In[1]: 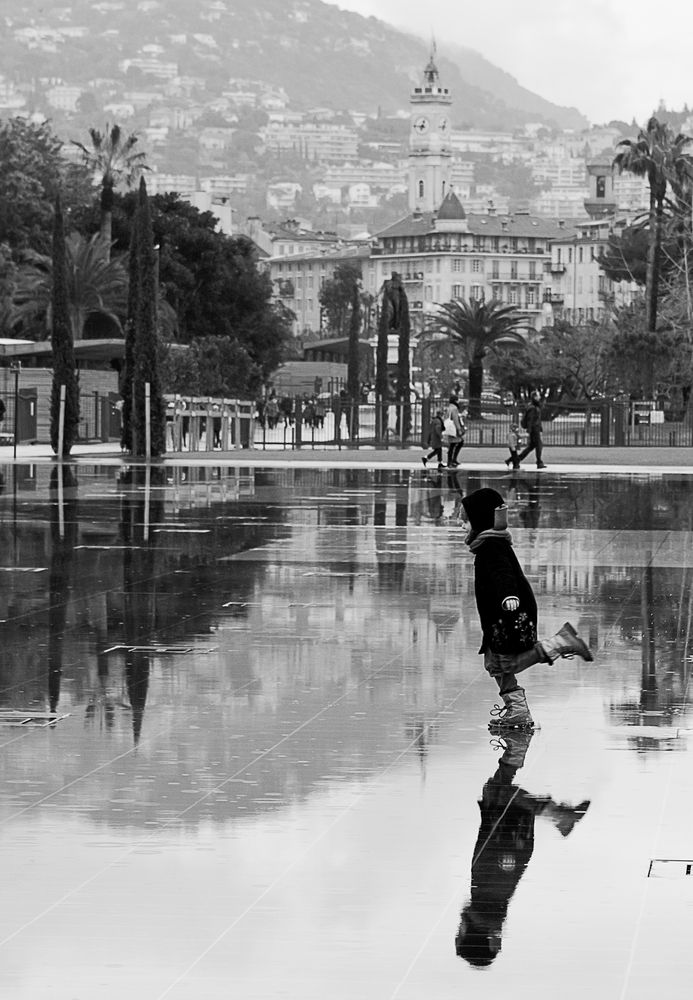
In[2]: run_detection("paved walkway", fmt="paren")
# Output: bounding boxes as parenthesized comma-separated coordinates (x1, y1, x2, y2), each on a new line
(2, 441, 693, 474)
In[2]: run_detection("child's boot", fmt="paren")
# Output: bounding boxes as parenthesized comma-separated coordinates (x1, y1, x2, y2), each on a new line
(488, 687, 534, 730)
(542, 799, 591, 837)
(540, 622, 593, 663)
(490, 729, 534, 769)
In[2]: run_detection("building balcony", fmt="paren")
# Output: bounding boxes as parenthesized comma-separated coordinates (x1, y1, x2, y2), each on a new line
(543, 293, 564, 305)
(546, 262, 566, 274)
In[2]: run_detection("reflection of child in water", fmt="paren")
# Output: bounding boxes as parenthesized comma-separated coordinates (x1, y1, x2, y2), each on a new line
(456, 732, 590, 967)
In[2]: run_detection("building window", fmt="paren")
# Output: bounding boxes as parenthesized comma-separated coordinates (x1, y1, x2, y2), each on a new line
(508, 288, 518, 304)
(471, 284, 482, 300)
(452, 258, 465, 272)
(491, 261, 499, 279)
(425, 285, 432, 300)
(452, 283, 462, 298)
(556, 249, 562, 264)
(528, 261, 536, 280)
(578, 246, 583, 263)
(568, 248, 573, 263)
(526, 288, 535, 305)
(510, 261, 518, 279)
(418, 179, 425, 199)
(425, 259, 433, 273)
(596, 176, 606, 198)
(471, 258, 483, 273)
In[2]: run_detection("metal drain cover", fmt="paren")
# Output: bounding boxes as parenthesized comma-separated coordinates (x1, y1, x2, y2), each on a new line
(648, 859, 693, 878)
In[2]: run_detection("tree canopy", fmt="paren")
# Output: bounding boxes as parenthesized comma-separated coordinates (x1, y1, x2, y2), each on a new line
(0, 118, 91, 255)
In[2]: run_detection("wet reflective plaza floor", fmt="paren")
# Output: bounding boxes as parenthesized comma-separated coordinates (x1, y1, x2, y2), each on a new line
(1, 461, 692, 998)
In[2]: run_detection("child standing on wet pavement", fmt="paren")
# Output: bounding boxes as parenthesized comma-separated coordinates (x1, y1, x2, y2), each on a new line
(460, 487, 593, 730)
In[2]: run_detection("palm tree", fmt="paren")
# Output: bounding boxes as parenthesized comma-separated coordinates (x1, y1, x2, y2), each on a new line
(71, 124, 149, 259)
(428, 297, 526, 418)
(12, 232, 129, 341)
(613, 116, 693, 332)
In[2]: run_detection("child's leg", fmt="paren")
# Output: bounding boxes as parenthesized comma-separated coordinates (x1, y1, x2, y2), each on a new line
(485, 646, 546, 692)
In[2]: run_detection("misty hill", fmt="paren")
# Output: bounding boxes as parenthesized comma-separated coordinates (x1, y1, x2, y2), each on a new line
(0, 0, 587, 131)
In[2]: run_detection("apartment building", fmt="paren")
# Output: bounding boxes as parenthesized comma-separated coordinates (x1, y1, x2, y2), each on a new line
(268, 246, 370, 337)
(544, 218, 640, 324)
(261, 121, 359, 162)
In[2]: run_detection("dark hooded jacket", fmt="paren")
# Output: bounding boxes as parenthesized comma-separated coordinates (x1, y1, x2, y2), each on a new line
(462, 488, 538, 653)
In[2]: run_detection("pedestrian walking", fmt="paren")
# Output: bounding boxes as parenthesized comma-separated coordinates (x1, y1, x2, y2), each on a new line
(517, 391, 546, 469)
(422, 408, 445, 469)
(444, 396, 465, 468)
(505, 422, 522, 469)
(460, 487, 593, 730)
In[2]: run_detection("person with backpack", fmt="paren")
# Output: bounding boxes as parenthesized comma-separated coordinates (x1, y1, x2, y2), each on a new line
(517, 391, 546, 469)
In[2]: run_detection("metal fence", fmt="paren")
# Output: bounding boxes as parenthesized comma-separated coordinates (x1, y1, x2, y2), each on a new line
(250, 397, 693, 451)
(3, 389, 691, 451)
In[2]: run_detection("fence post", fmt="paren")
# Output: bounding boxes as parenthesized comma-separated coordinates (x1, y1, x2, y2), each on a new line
(600, 403, 611, 446)
(294, 396, 302, 450)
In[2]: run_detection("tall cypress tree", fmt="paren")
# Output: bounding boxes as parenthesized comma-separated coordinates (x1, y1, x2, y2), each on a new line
(121, 213, 139, 452)
(50, 196, 80, 456)
(132, 177, 165, 457)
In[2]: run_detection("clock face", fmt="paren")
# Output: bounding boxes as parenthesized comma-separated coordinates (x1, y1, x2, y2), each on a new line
(439, 117, 449, 132)
(413, 116, 429, 134)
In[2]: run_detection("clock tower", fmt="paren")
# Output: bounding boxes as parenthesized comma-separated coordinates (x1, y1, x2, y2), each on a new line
(408, 48, 453, 213)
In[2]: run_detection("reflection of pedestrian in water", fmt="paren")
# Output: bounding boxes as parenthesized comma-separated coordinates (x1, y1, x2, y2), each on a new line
(424, 469, 444, 523)
(460, 487, 593, 730)
(456, 732, 590, 967)
(507, 472, 542, 529)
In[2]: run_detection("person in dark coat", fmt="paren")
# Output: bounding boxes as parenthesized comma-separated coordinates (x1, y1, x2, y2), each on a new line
(461, 487, 593, 729)
(422, 408, 445, 469)
(517, 390, 546, 468)
(456, 731, 590, 967)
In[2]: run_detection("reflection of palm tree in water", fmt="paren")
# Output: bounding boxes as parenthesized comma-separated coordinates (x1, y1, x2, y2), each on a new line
(456, 733, 590, 967)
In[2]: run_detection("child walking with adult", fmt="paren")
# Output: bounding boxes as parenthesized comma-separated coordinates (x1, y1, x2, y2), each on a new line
(505, 421, 521, 469)
(422, 408, 445, 469)
(460, 487, 593, 730)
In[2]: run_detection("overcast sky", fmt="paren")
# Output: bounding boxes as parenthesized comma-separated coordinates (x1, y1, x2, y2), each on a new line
(324, 0, 693, 125)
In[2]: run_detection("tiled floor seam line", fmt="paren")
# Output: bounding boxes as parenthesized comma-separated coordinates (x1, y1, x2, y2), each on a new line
(153, 667, 491, 1000)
